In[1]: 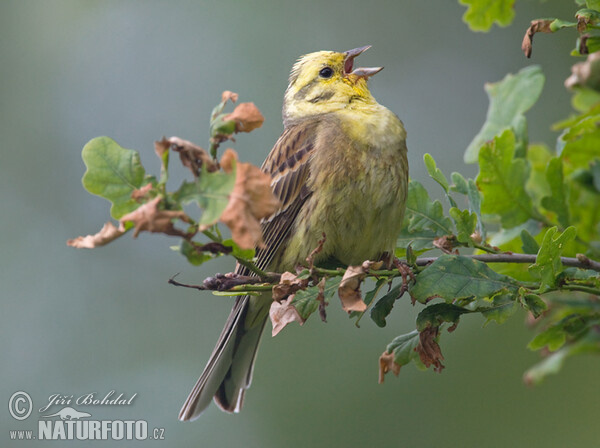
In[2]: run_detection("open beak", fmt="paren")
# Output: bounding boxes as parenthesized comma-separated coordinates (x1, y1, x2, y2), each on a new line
(343, 45, 383, 79)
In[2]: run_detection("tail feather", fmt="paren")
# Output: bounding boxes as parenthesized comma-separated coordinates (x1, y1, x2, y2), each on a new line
(179, 294, 270, 421)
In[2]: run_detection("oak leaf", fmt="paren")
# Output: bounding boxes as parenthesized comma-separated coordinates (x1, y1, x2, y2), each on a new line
(224, 102, 264, 133)
(269, 296, 304, 337)
(67, 221, 125, 249)
(219, 149, 280, 249)
(416, 327, 445, 373)
(221, 90, 239, 103)
(157, 136, 218, 176)
(378, 351, 401, 384)
(521, 19, 552, 58)
(272, 272, 309, 301)
(131, 183, 153, 201)
(119, 196, 191, 238)
(338, 261, 384, 313)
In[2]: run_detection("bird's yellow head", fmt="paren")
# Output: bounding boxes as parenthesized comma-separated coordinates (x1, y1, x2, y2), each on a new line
(283, 46, 383, 125)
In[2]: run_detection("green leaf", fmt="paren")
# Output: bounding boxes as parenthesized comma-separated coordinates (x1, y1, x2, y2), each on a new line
(529, 226, 577, 290)
(370, 283, 403, 327)
(449, 208, 477, 243)
(528, 323, 567, 352)
(560, 129, 600, 174)
(364, 278, 388, 306)
(416, 303, 469, 331)
(521, 229, 540, 254)
(174, 164, 236, 227)
(520, 292, 547, 318)
(587, 0, 600, 10)
(179, 240, 216, 266)
(409, 254, 520, 305)
(549, 18, 577, 32)
(571, 88, 600, 113)
(81, 137, 147, 219)
(524, 327, 600, 385)
(592, 159, 600, 192)
(450, 172, 469, 195)
(541, 158, 570, 228)
(480, 293, 519, 326)
(477, 130, 535, 228)
(397, 181, 454, 253)
(292, 277, 341, 320)
(386, 330, 422, 369)
(557, 267, 600, 286)
(212, 290, 260, 296)
(459, 0, 516, 32)
(525, 144, 553, 207)
(424, 154, 450, 193)
(222, 238, 255, 260)
(523, 348, 569, 386)
(465, 66, 544, 163)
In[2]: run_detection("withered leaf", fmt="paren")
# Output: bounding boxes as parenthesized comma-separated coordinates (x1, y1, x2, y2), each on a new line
(565, 52, 600, 91)
(522, 19, 553, 58)
(272, 271, 309, 301)
(224, 102, 265, 133)
(378, 351, 401, 384)
(119, 196, 192, 238)
(221, 90, 239, 104)
(162, 136, 218, 176)
(219, 149, 280, 249)
(317, 277, 328, 322)
(433, 235, 458, 254)
(338, 261, 383, 313)
(269, 296, 304, 337)
(131, 183, 153, 201)
(67, 221, 125, 249)
(416, 327, 445, 373)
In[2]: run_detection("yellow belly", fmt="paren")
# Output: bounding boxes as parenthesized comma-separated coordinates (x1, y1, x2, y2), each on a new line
(277, 106, 408, 269)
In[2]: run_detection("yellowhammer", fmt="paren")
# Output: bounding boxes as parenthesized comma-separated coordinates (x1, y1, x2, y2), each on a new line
(179, 46, 408, 421)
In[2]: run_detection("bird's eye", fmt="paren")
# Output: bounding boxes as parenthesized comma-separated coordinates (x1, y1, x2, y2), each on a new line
(319, 67, 334, 78)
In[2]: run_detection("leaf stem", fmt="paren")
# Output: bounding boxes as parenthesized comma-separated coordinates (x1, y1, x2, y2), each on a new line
(235, 256, 271, 280)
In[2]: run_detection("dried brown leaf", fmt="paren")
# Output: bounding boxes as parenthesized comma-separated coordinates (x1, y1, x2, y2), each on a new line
(219, 150, 280, 249)
(154, 137, 170, 158)
(131, 183, 153, 201)
(338, 260, 384, 313)
(221, 90, 239, 104)
(67, 221, 125, 249)
(306, 232, 327, 269)
(416, 327, 445, 373)
(565, 52, 600, 90)
(317, 277, 328, 322)
(522, 19, 553, 58)
(224, 102, 265, 133)
(433, 235, 458, 254)
(160, 136, 217, 176)
(269, 296, 305, 337)
(272, 271, 309, 301)
(339, 265, 367, 312)
(119, 196, 192, 238)
(378, 351, 401, 384)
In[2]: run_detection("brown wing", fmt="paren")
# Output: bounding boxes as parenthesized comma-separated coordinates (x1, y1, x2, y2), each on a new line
(235, 119, 318, 275)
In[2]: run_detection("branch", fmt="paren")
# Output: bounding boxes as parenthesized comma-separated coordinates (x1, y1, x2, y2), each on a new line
(170, 252, 600, 295)
(415, 253, 600, 272)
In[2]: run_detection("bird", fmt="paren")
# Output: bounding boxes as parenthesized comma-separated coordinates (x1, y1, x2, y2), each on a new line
(179, 45, 408, 421)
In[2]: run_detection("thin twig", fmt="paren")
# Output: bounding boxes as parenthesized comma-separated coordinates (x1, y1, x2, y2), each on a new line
(415, 253, 600, 271)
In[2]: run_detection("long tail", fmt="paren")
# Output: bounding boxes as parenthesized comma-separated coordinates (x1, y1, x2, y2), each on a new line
(179, 294, 270, 421)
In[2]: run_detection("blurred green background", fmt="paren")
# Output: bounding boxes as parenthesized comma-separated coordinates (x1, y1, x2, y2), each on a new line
(2, 1, 599, 447)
